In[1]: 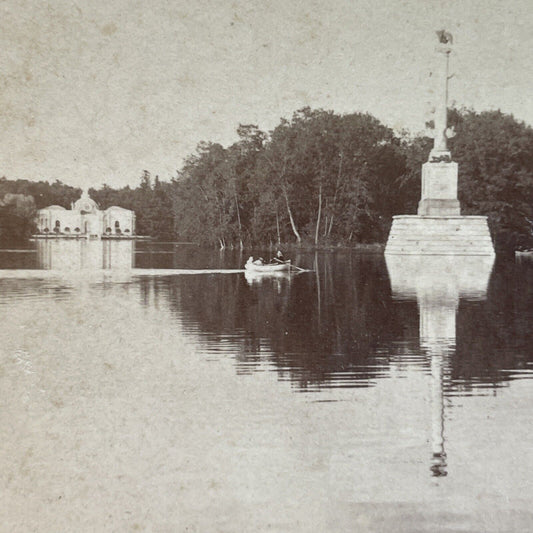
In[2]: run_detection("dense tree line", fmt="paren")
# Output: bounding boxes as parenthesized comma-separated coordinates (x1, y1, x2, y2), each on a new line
(1, 107, 532, 249)
(173, 109, 408, 247)
(171, 107, 533, 250)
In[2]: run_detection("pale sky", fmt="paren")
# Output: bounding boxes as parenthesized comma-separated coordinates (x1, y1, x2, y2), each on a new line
(1, 0, 531, 188)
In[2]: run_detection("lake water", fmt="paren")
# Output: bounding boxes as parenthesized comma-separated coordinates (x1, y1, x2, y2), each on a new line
(1, 240, 533, 532)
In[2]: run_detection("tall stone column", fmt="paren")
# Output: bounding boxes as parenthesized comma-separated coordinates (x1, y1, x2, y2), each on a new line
(430, 34, 452, 160)
(418, 31, 460, 216)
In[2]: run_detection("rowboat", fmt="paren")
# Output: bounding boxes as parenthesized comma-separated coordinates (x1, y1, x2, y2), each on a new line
(244, 259, 292, 272)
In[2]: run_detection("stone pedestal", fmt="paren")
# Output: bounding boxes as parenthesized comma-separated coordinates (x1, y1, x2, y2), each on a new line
(418, 161, 460, 216)
(385, 215, 495, 256)
(385, 159, 495, 256)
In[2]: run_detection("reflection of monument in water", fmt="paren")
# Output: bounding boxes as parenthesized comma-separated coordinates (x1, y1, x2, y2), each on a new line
(386, 255, 493, 476)
(385, 31, 494, 256)
(36, 239, 134, 270)
(385, 31, 496, 476)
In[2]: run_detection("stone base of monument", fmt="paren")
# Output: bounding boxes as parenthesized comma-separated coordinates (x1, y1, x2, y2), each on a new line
(418, 199, 461, 216)
(417, 161, 461, 215)
(385, 215, 495, 256)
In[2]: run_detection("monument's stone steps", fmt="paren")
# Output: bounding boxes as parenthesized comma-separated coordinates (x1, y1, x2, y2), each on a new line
(385, 215, 495, 256)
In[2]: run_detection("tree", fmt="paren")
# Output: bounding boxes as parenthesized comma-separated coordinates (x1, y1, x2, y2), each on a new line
(448, 109, 533, 250)
(172, 143, 234, 247)
(259, 118, 304, 243)
(256, 108, 405, 244)
(0, 193, 36, 242)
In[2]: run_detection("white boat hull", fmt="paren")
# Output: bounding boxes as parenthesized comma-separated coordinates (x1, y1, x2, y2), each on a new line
(244, 260, 291, 272)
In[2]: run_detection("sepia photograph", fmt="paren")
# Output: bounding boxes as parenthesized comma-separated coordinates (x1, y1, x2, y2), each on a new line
(1, 0, 533, 531)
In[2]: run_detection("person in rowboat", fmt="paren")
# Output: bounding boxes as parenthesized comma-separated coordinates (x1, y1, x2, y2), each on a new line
(271, 250, 285, 263)
(246, 256, 267, 266)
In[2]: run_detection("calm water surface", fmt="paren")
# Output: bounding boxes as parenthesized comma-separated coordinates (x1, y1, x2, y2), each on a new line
(1, 240, 533, 532)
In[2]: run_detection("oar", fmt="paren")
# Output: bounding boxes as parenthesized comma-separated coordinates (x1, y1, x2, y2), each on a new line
(289, 264, 307, 272)
(272, 257, 307, 272)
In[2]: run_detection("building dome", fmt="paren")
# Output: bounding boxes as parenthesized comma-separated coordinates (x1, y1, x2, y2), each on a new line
(72, 189, 99, 214)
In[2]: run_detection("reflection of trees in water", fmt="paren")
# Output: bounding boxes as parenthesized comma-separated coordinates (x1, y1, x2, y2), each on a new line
(453, 259, 533, 391)
(275, 255, 413, 389)
(134, 244, 244, 271)
(158, 255, 414, 390)
(137, 254, 533, 391)
(0, 279, 74, 303)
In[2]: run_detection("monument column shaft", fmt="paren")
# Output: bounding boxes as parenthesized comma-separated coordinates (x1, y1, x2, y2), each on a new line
(418, 41, 459, 216)
(433, 50, 450, 155)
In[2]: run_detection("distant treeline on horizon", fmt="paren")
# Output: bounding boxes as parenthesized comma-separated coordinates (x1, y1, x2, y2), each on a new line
(1, 107, 533, 250)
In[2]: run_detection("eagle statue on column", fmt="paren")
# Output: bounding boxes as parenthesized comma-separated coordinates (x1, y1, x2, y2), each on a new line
(436, 30, 453, 44)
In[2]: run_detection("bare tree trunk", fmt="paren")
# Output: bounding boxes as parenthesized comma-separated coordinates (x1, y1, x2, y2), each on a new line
(263, 151, 301, 242)
(315, 182, 322, 245)
(283, 186, 301, 243)
(327, 214, 334, 237)
(276, 208, 281, 246)
(326, 152, 344, 239)
(234, 186, 243, 249)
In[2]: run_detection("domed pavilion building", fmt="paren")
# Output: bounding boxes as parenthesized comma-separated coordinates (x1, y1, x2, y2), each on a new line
(36, 189, 136, 238)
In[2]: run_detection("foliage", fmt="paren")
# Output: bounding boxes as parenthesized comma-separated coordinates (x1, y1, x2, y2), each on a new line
(1, 108, 532, 249)
(448, 109, 533, 250)
(172, 109, 406, 247)
(90, 172, 174, 240)
(0, 177, 81, 209)
(0, 193, 37, 242)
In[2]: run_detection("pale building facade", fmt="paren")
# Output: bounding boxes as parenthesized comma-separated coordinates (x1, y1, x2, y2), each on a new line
(36, 190, 136, 237)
